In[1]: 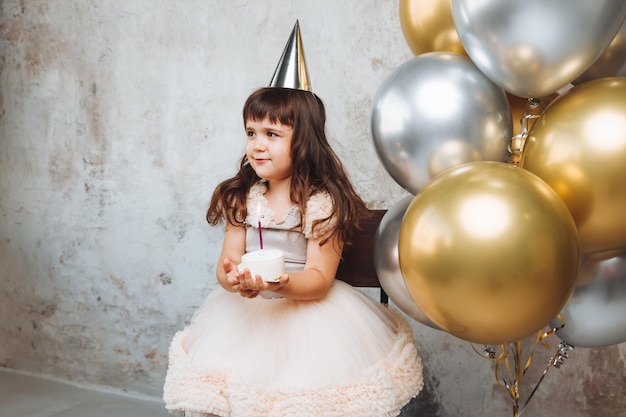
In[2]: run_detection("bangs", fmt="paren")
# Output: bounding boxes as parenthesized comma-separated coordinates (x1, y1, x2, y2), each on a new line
(243, 88, 297, 126)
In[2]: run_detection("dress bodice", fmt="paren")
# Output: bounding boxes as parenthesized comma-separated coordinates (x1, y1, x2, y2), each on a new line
(244, 182, 335, 273)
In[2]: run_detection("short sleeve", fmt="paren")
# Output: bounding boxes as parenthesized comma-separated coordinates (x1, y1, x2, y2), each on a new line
(303, 191, 337, 239)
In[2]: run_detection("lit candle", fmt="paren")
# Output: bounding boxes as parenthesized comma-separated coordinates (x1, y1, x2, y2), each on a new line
(257, 202, 264, 250)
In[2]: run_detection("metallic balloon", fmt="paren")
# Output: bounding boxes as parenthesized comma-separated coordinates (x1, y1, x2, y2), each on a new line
(374, 195, 440, 330)
(553, 251, 626, 348)
(398, 161, 580, 345)
(521, 78, 626, 255)
(399, 0, 466, 56)
(451, 0, 626, 98)
(371, 52, 512, 195)
(573, 18, 626, 84)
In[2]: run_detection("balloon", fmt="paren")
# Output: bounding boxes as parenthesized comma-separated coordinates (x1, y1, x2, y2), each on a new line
(374, 195, 440, 330)
(371, 52, 512, 195)
(451, 0, 626, 98)
(521, 78, 626, 254)
(398, 161, 580, 345)
(573, 18, 626, 84)
(399, 0, 466, 56)
(553, 251, 626, 348)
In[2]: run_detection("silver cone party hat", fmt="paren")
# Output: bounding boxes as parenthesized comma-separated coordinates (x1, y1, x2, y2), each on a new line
(269, 20, 311, 91)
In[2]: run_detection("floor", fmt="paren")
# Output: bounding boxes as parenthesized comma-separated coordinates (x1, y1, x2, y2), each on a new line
(0, 368, 434, 417)
(0, 369, 171, 417)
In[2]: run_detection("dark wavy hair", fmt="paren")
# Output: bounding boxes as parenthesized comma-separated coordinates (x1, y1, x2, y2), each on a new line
(206, 87, 368, 246)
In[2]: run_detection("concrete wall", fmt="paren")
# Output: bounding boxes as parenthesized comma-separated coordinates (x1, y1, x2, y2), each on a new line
(0, 1, 624, 416)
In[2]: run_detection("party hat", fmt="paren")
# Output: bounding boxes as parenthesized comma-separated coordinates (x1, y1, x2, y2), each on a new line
(269, 20, 311, 91)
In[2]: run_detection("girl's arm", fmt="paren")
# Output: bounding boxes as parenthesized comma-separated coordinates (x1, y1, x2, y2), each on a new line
(278, 233, 342, 300)
(239, 231, 343, 300)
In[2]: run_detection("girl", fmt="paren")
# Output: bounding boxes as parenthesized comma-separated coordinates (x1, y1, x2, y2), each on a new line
(163, 87, 423, 417)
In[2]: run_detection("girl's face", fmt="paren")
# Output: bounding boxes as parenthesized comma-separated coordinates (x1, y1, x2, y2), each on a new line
(245, 117, 294, 182)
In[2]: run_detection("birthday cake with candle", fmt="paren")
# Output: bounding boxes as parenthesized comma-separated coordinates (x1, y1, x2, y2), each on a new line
(240, 249, 285, 282)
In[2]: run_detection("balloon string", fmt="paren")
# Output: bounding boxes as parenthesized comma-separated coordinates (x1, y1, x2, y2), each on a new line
(519, 341, 574, 415)
(471, 342, 523, 409)
(507, 98, 546, 166)
(471, 315, 573, 416)
(519, 316, 573, 415)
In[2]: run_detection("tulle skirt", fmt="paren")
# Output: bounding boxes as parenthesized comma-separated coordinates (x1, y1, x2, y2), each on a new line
(163, 280, 423, 417)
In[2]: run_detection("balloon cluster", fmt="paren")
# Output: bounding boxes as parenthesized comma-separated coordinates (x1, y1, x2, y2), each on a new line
(372, 0, 626, 350)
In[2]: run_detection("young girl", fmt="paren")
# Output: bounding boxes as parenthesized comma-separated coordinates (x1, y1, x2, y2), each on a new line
(163, 87, 423, 417)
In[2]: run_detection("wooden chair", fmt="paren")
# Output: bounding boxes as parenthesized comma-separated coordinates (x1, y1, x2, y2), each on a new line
(336, 209, 388, 304)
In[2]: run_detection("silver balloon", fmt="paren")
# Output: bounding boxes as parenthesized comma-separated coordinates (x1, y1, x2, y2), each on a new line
(573, 17, 626, 84)
(374, 195, 440, 330)
(553, 251, 626, 348)
(371, 52, 511, 195)
(451, 0, 626, 98)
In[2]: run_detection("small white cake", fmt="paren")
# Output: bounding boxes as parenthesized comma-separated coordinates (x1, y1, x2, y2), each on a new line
(239, 249, 285, 282)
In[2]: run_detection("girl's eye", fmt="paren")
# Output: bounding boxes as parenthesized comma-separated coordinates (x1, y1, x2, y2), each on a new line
(246, 131, 255, 137)
(267, 132, 277, 137)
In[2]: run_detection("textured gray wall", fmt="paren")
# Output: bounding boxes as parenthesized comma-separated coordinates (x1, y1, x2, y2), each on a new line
(0, 1, 624, 416)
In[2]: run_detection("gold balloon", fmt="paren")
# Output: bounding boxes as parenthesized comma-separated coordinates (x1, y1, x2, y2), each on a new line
(398, 162, 579, 345)
(399, 0, 467, 56)
(522, 77, 626, 254)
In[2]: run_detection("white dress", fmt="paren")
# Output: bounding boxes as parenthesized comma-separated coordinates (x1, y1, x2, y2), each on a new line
(163, 183, 423, 417)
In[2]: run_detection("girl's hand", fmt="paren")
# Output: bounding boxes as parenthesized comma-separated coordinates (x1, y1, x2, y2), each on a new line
(238, 269, 289, 294)
(221, 258, 259, 298)
(222, 258, 241, 290)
